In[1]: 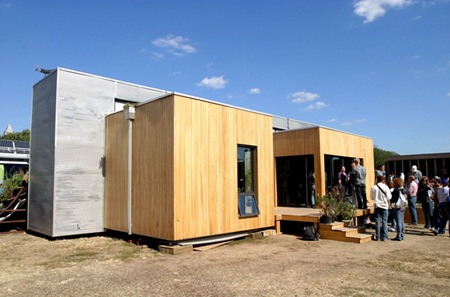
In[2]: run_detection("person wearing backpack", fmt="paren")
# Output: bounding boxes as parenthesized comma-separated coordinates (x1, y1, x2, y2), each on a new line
(390, 178, 407, 241)
(370, 175, 392, 241)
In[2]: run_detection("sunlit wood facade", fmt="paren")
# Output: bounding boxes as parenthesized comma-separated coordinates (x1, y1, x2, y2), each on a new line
(273, 127, 374, 205)
(105, 94, 275, 241)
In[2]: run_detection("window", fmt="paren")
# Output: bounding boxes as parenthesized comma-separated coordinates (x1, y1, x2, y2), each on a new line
(237, 145, 259, 217)
(238, 194, 259, 217)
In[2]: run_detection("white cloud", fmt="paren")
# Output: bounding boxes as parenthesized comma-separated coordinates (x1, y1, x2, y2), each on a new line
(197, 76, 227, 89)
(152, 52, 164, 59)
(290, 91, 320, 103)
(305, 101, 328, 111)
(152, 35, 197, 56)
(248, 88, 260, 94)
(447, 91, 450, 97)
(138, 48, 148, 54)
(354, 0, 413, 23)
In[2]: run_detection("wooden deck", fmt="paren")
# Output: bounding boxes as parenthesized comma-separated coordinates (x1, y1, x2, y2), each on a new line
(274, 206, 375, 244)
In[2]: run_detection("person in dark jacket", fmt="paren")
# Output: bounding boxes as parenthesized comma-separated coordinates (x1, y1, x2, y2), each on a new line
(417, 176, 434, 230)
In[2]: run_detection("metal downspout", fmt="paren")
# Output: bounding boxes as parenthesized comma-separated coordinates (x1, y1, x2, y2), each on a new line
(127, 119, 133, 235)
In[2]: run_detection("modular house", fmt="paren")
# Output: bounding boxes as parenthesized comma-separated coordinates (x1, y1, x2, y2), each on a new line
(29, 68, 374, 241)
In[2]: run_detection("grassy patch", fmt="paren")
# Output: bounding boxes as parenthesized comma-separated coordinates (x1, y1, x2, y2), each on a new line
(366, 247, 450, 279)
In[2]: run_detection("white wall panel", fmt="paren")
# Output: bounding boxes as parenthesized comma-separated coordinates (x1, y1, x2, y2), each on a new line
(30, 68, 168, 237)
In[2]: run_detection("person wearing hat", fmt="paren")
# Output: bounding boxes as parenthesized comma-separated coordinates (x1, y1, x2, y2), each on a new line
(351, 158, 367, 209)
(409, 165, 422, 185)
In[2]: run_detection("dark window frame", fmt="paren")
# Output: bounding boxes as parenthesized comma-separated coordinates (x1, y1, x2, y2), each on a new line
(237, 145, 259, 217)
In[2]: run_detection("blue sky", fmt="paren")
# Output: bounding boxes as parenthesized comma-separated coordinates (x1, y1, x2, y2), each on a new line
(1, 0, 449, 155)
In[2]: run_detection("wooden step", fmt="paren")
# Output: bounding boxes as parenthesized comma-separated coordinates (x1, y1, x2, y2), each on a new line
(318, 222, 344, 231)
(319, 227, 361, 238)
(319, 223, 370, 244)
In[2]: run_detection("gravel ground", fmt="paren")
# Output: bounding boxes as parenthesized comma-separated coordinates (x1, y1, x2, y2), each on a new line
(0, 224, 449, 297)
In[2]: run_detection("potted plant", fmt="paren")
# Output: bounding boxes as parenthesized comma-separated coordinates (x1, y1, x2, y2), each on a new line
(315, 192, 339, 224)
(336, 200, 357, 227)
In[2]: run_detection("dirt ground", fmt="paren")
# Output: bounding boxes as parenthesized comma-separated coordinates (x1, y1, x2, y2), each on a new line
(0, 224, 449, 297)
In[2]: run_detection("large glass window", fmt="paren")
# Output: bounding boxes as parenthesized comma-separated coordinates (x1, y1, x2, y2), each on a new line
(276, 155, 314, 207)
(238, 146, 255, 193)
(237, 145, 259, 217)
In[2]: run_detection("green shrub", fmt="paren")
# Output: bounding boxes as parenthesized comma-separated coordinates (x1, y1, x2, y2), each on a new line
(0, 173, 24, 202)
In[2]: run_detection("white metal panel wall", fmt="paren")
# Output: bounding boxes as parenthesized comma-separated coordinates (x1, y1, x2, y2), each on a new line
(29, 73, 57, 236)
(50, 69, 168, 237)
(52, 70, 114, 236)
(29, 68, 168, 237)
(116, 81, 168, 102)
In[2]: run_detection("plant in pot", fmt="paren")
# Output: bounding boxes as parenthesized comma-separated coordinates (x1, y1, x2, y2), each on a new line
(336, 200, 357, 227)
(315, 192, 339, 224)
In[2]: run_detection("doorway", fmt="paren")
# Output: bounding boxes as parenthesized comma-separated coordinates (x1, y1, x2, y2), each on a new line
(276, 155, 314, 207)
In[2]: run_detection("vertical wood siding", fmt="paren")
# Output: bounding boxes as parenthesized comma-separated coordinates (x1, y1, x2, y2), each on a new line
(104, 112, 129, 231)
(105, 94, 275, 241)
(274, 127, 374, 199)
(172, 95, 274, 240)
(131, 97, 175, 240)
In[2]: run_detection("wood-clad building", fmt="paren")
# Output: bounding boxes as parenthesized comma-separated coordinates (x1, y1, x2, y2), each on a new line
(29, 68, 374, 241)
(105, 94, 275, 241)
(273, 127, 374, 208)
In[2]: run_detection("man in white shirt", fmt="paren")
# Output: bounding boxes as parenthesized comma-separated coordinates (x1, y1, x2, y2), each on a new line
(370, 175, 392, 241)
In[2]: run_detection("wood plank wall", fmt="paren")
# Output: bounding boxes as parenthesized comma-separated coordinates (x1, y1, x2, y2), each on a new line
(173, 95, 274, 240)
(274, 127, 374, 200)
(131, 97, 176, 240)
(105, 94, 276, 241)
(104, 112, 129, 231)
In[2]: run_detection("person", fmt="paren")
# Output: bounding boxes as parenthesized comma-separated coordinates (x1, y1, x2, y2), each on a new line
(308, 172, 315, 208)
(433, 179, 449, 236)
(374, 164, 385, 184)
(417, 176, 434, 230)
(397, 171, 405, 183)
(387, 179, 397, 232)
(406, 175, 418, 225)
(388, 172, 395, 182)
(337, 165, 349, 200)
(370, 175, 392, 241)
(351, 158, 367, 209)
(409, 165, 422, 185)
(430, 177, 440, 231)
(390, 178, 407, 241)
(438, 168, 448, 181)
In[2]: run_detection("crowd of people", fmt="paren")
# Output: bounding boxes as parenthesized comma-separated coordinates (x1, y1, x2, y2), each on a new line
(370, 165, 449, 241)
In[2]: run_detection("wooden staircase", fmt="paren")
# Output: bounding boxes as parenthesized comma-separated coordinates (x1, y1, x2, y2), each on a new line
(319, 222, 372, 244)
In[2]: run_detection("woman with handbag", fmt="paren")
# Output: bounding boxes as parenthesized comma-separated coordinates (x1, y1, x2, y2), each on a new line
(390, 178, 407, 241)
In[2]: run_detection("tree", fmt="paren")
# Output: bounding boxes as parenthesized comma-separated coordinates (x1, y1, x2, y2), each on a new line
(1, 129, 30, 141)
(374, 145, 398, 166)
